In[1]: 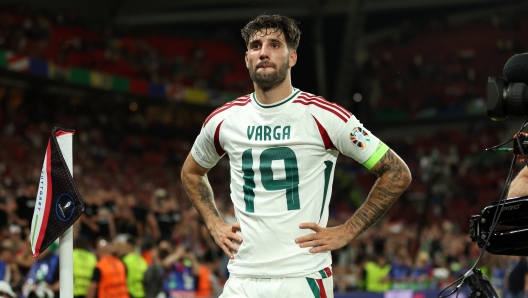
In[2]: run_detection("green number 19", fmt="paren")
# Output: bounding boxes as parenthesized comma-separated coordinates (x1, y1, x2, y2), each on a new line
(241, 147, 300, 213)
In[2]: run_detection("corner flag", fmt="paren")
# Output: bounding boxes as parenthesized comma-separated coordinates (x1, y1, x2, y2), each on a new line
(30, 127, 85, 258)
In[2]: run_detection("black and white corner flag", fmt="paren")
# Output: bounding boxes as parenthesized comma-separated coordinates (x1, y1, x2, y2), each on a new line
(30, 127, 85, 258)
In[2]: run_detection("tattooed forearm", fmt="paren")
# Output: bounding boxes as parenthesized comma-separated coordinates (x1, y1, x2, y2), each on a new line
(182, 163, 223, 229)
(373, 186, 402, 201)
(197, 181, 221, 218)
(346, 149, 412, 238)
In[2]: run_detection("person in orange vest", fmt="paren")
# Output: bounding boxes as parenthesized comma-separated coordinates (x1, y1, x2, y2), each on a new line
(195, 250, 222, 298)
(87, 238, 130, 298)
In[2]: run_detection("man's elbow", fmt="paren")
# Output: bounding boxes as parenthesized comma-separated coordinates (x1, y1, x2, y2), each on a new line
(401, 168, 412, 189)
(180, 166, 187, 184)
(388, 165, 412, 190)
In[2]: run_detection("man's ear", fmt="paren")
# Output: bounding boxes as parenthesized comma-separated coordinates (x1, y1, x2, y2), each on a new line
(289, 50, 297, 68)
(245, 51, 249, 69)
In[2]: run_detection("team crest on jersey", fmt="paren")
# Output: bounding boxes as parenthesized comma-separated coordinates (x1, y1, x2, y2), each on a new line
(350, 127, 370, 148)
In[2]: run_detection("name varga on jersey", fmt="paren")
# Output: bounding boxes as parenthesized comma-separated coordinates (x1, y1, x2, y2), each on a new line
(247, 125, 291, 141)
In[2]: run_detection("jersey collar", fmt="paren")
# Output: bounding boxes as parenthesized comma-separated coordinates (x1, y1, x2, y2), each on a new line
(251, 88, 301, 111)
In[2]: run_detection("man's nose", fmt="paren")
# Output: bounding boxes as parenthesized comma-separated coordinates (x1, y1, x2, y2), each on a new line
(259, 45, 270, 60)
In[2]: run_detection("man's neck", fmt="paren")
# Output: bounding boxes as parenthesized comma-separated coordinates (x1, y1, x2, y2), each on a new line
(253, 79, 293, 105)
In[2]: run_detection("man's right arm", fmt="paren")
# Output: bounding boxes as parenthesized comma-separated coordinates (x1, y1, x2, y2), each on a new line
(508, 166, 528, 198)
(181, 153, 242, 259)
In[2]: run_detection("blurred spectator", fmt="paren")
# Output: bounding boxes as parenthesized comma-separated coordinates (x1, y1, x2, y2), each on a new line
(390, 253, 413, 289)
(72, 237, 97, 298)
(15, 182, 36, 234)
(117, 236, 148, 298)
(0, 189, 11, 238)
(79, 191, 102, 244)
(91, 190, 116, 240)
(87, 238, 128, 298)
(0, 280, 16, 298)
(151, 189, 180, 241)
(160, 240, 199, 297)
(195, 250, 222, 298)
(126, 194, 155, 246)
(411, 251, 433, 290)
(114, 204, 139, 239)
(363, 254, 391, 292)
(143, 241, 166, 298)
(0, 4, 526, 294)
(15, 240, 33, 281)
(505, 256, 528, 298)
(0, 257, 6, 282)
(21, 243, 59, 298)
(334, 241, 362, 292)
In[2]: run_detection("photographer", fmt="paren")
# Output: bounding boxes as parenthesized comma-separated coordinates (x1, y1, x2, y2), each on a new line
(507, 166, 528, 198)
(159, 240, 199, 298)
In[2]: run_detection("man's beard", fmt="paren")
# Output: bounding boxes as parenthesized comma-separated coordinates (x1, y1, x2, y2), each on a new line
(249, 60, 289, 92)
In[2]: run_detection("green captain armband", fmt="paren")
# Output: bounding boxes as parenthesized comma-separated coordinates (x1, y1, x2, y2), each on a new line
(362, 142, 389, 170)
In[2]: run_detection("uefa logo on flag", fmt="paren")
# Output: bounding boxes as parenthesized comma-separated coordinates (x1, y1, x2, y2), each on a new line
(56, 193, 75, 222)
(350, 127, 370, 148)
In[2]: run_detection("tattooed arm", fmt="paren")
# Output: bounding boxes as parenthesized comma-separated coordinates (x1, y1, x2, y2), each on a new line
(345, 149, 412, 237)
(181, 153, 242, 259)
(296, 149, 411, 253)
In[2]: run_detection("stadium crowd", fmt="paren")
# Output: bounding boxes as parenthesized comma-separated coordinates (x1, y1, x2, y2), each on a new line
(0, 5, 251, 93)
(0, 3, 527, 298)
(0, 84, 520, 297)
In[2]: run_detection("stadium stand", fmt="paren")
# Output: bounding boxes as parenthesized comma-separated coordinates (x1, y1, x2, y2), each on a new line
(0, 3, 526, 297)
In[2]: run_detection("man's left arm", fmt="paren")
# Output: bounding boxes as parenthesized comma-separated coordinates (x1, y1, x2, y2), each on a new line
(295, 149, 411, 253)
(346, 149, 411, 237)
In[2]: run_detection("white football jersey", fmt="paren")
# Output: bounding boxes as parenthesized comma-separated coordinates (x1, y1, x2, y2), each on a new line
(191, 88, 388, 278)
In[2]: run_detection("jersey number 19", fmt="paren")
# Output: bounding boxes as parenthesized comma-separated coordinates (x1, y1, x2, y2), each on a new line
(241, 147, 300, 212)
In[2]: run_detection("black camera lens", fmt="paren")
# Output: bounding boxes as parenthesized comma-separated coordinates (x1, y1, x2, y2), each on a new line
(487, 77, 528, 120)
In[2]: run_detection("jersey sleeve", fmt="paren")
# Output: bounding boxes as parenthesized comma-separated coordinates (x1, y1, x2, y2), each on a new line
(191, 119, 225, 169)
(327, 114, 389, 170)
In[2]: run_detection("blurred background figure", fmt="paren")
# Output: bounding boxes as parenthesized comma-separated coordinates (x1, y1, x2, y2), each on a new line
(389, 253, 412, 290)
(151, 188, 181, 242)
(21, 242, 59, 298)
(505, 256, 528, 298)
(143, 241, 166, 298)
(117, 235, 148, 298)
(410, 251, 433, 290)
(87, 238, 128, 298)
(14, 182, 36, 237)
(160, 240, 199, 297)
(72, 237, 97, 298)
(0, 0, 525, 296)
(364, 254, 391, 292)
(0, 280, 16, 298)
(195, 250, 222, 298)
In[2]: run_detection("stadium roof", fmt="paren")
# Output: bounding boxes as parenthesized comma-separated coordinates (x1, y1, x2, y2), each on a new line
(4, 0, 523, 25)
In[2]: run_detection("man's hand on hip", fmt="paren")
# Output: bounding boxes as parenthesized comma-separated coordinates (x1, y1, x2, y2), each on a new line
(210, 221, 243, 259)
(295, 222, 351, 253)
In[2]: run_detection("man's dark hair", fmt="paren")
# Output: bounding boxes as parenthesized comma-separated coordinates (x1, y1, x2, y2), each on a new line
(241, 14, 301, 51)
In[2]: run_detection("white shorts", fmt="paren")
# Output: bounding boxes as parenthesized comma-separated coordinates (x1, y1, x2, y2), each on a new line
(220, 275, 334, 298)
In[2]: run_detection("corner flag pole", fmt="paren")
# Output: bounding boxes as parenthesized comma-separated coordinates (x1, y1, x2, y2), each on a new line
(30, 128, 83, 296)
(56, 133, 74, 297)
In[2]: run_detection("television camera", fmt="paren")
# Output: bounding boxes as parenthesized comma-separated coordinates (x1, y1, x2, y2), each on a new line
(442, 53, 528, 298)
